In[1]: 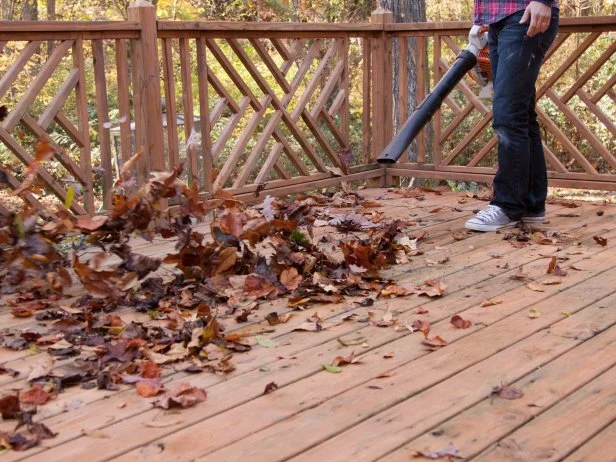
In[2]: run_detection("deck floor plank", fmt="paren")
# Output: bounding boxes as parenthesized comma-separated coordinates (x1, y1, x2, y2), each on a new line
(561, 420, 616, 462)
(472, 365, 616, 462)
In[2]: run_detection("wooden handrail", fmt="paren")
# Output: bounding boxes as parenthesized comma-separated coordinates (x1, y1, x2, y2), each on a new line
(0, 20, 141, 31)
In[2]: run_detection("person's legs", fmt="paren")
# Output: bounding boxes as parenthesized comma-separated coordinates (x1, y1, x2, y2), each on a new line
(525, 86, 548, 216)
(466, 8, 558, 232)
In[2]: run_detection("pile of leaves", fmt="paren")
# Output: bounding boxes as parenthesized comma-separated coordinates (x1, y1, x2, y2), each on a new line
(0, 144, 446, 451)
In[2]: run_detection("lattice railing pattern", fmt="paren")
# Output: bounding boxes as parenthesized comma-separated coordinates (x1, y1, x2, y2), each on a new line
(390, 21, 616, 189)
(0, 29, 137, 215)
(157, 34, 356, 192)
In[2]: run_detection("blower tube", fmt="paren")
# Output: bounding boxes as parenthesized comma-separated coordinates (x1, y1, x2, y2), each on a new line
(377, 49, 478, 164)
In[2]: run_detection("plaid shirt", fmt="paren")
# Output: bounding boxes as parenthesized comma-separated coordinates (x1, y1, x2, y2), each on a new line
(474, 0, 559, 25)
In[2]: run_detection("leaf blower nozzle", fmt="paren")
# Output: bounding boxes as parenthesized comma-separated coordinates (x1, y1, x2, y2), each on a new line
(377, 25, 489, 164)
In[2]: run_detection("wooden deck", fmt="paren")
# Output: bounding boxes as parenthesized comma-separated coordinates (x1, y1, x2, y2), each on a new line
(1, 188, 615, 461)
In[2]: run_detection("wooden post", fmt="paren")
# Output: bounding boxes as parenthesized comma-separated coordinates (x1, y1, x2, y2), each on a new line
(128, 0, 165, 182)
(370, 8, 393, 187)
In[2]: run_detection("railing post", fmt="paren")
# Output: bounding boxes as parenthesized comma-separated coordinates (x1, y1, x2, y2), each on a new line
(370, 8, 393, 187)
(128, 0, 165, 181)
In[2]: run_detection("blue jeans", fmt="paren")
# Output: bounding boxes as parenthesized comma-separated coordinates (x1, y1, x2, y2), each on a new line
(488, 8, 559, 219)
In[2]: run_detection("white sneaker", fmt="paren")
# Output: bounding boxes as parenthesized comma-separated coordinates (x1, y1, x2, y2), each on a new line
(465, 205, 519, 232)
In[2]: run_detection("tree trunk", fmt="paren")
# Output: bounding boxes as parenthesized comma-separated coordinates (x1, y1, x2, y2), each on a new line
(21, 0, 38, 20)
(381, 0, 427, 164)
(47, 0, 56, 56)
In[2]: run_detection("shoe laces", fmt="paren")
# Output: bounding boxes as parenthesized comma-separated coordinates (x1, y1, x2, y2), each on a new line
(476, 205, 504, 221)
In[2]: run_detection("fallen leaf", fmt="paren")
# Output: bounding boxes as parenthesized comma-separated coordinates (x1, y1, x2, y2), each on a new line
(562, 311, 572, 317)
(492, 383, 524, 400)
(322, 364, 343, 373)
(337, 336, 367, 347)
(263, 382, 278, 395)
(450, 315, 472, 329)
(481, 299, 503, 307)
(136, 380, 164, 397)
(528, 308, 541, 319)
(411, 320, 431, 338)
(19, 386, 52, 405)
(422, 336, 448, 348)
(331, 351, 360, 367)
(383, 352, 394, 359)
(593, 236, 607, 246)
(256, 336, 278, 348)
(509, 266, 528, 281)
(412, 443, 464, 459)
(416, 307, 429, 314)
(280, 267, 302, 291)
(152, 383, 207, 409)
(143, 418, 183, 428)
(526, 282, 545, 292)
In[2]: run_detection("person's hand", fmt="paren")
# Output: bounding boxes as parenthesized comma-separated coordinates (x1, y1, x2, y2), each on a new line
(520, 1, 552, 37)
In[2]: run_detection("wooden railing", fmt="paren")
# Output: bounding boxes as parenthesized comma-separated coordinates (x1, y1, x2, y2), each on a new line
(0, 3, 614, 216)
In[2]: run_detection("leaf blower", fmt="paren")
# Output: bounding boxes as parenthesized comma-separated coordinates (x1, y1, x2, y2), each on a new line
(377, 25, 490, 164)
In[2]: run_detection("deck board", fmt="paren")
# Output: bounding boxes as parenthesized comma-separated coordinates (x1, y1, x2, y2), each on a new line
(1, 189, 614, 461)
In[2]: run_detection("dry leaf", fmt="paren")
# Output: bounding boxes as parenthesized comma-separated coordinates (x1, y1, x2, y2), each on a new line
(528, 308, 541, 319)
(593, 236, 607, 246)
(509, 266, 528, 281)
(412, 443, 464, 460)
(280, 267, 302, 291)
(331, 351, 360, 367)
(526, 282, 545, 292)
(450, 315, 472, 329)
(263, 382, 278, 395)
(492, 383, 524, 400)
(152, 383, 207, 409)
(422, 336, 448, 349)
(481, 299, 503, 307)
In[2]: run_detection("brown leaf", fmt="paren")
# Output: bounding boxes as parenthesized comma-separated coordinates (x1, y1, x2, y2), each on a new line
(422, 336, 448, 348)
(416, 307, 429, 314)
(450, 315, 472, 329)
(139, 361, 161, 379)
(19, 386, 52, 405)
(509, 266, 528, 281)
(11, 307, 34, 318)
(331, 351, 360, 367)
(152, 383, 207, 409)
(411, 320, 431, 338)
(360, 201, 383, 208)
(0, 394, 20, 419)
(593, 236, 607, 247)
(481, 299, 503, 307)
(492, 383, 524, 400)
(136, 380, 164, 397)
(265, 312, 292, 326)
(547, 256, 558, 274)
(280, 267, 302, 291)
(451, 231, 467, 241)
(263, 382, 279, 395)
(526, 282, 545, 292)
